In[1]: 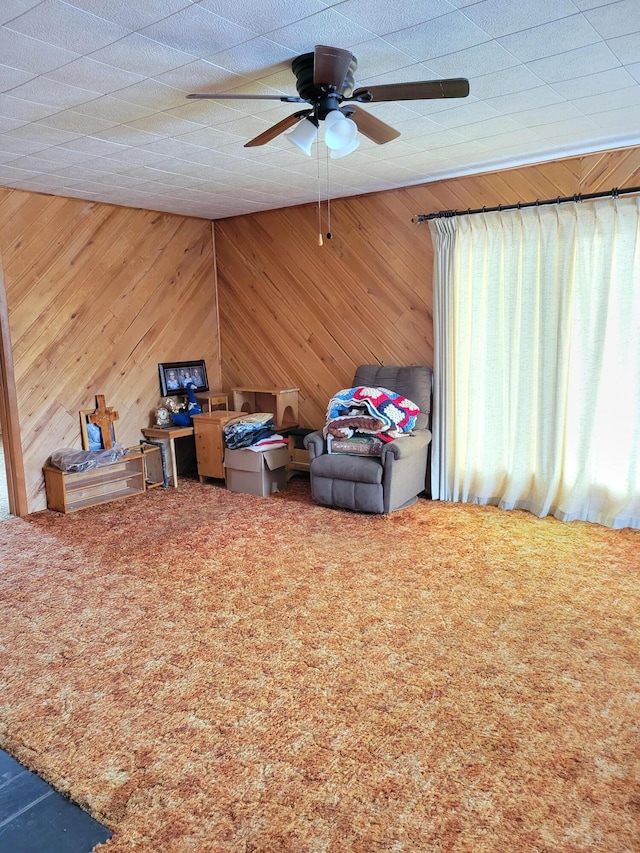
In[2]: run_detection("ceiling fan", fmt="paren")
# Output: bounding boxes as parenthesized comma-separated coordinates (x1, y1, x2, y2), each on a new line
(187, 44, 470, 150)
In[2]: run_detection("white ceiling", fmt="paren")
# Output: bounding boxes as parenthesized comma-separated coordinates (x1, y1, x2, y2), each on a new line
(1, 0, 639, 221)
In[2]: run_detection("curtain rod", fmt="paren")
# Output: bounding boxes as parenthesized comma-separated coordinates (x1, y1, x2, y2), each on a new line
(412, 185, 640, 223)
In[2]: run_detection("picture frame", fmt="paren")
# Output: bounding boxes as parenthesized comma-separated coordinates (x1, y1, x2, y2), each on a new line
(159, 360, 209, 397)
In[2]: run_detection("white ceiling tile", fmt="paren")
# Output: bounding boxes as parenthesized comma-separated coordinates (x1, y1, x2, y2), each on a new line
(584, 0, 640, 40)
(110, 80, 187, 110)
(572, 0, 620, 7)
(628, 61, 640, 83)
(92, 125, 164, 145)
(8, 77, 102, 109)
(26, 144, 98, 165)
(139, 137, 208, 158)
(606, 32, 640, 65)
(0, 116, 28, 132)
(357, 102, 425, 125)
(469, 65, 547, 99)
(428, 139, 490, 158)
(384, 12, 492, 61)
(7, 153, 71, 171)
(497, 15, 601, 63)
(38, 109, 119, 134)
(175, 126, 247, 148)
(0, 136, 50, 155)
(127, 113, 206, 139)
(359, 115, 445, 141)
(335, 0, 456, 36)
(526, 42, 621, 83)
(63, 0, 193, 30)
(551, 67, 637, 99)
(6, 0, 130, 53)
(508, 101, 585, 127)
(424, 41, 520, 79)
(0, 63, 35, 91)
(0, 27, 79, 74)
(420, 100, 502, 129)
(534, 115, 601, 138)
(0, 168, 52, 184)
(345, 41, 428, 82)
(264, 8, 378, 54)
(411, 128, 469, 148)
(486, 85, 565, 114)
(46, 57, 146, 93)
(62, 136, 127, 156)
(589, 105, 640, 133)
(72, 95, 155, 123)
(89, 33, 197, 77)
(456, 115, 528, 140)
(4, 122, 81, 145)
(140, 6, 256, 58)
(153, 60, 243, 93)
(206, 38, 298, 76)
(165, 100, 250, 126)
(572, 84, 640, 113)
(104, 147, 170, 166)
(198, 0, 327, 33)
(0, 1, 43, 26)
(475, 127, 543, 150)
(0, 94, 59, 121)
(462, 0, 581, 39)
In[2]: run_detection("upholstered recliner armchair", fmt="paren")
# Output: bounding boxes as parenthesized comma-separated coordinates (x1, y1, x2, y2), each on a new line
(304, 364, 433, 514)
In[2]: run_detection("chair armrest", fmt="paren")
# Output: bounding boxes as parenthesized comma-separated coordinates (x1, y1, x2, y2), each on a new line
(304, 430, 326, 460)
(380, 430, 432, 462)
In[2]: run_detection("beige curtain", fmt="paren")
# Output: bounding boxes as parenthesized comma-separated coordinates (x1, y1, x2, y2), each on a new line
(430, 197, 640, 529)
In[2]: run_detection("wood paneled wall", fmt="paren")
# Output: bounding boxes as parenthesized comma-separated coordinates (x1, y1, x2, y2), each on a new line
(0, 190, 220, 513)
(2, 144, 639, 514)
(214, 145, 640, 430)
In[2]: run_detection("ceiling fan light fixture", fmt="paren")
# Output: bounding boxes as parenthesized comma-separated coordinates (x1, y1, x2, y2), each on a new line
(329, 137, 360, 159)
(324, 110, 358, 151)
(285, 116, 319, 155)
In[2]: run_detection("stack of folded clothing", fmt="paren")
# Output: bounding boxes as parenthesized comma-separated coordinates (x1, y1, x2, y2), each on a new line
(223, 413, 287, 450)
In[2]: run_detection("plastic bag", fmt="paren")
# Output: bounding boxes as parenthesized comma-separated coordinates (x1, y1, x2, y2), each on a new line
(50, 443, 127, 473)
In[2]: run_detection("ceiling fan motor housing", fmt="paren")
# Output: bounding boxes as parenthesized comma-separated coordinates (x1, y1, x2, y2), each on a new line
(291, 51, 358, 116)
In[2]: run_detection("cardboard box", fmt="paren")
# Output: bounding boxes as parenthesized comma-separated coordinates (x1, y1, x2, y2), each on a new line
(224, 446, 289, 496)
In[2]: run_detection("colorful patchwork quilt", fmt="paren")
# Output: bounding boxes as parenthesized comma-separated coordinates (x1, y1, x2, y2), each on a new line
(324, 386, 420, 442)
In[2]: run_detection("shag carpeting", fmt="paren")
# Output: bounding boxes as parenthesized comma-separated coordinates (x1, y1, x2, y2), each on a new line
(0, 477, 638, 852)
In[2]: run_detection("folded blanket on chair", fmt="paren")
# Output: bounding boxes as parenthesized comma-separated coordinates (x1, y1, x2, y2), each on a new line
(324, 386, 419, 442)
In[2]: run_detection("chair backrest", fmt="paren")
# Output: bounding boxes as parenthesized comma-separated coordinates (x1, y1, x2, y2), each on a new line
(352, 365, 432, 430)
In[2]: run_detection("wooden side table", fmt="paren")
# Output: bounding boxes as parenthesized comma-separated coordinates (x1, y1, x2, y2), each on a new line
(140, 425, 194, 488)
(232, 387, 299, 430)
(196, 391, 229, 413)
(191, 411, 244, 481)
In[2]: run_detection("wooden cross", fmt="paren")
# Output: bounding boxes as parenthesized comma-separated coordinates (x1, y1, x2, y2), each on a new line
(88, 394, 119, 449)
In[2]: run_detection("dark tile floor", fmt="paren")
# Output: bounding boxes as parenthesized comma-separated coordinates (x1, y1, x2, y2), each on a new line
(0, 750, 112, 852)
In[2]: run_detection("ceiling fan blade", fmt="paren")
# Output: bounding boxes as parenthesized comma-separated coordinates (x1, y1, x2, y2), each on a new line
(346, 106, 400, 145)
(351, 78, 470, 103)
(244, 110, 312, 148)
(187, 93, 306, 103)
(314, 44, 354, 91)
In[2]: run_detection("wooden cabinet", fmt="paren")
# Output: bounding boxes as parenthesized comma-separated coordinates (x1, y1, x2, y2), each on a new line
(43, 445, 161, 513)
(191, 411, 245, 480)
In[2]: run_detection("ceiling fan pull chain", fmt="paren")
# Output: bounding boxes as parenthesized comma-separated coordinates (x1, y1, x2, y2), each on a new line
(326, 145, 332, 240)
(317, 133, 323, 246)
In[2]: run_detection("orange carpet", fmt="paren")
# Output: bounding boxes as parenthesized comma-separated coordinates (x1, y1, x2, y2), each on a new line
(0, 477, 638, 852)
